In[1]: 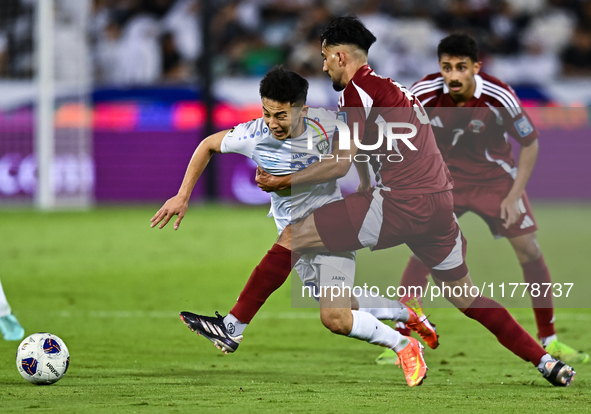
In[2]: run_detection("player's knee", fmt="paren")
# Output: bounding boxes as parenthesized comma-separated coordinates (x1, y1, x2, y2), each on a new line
(442, 292, 473, 309)
(320, 310, 350, 335)
(521, 242, 542, 263)
(432, 273, 477, 309)
(511, 234, 542, 264)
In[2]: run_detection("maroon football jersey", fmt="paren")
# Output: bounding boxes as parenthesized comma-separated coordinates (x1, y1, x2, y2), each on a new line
(410, 72, 539, 184)
(337, 65, 453, 195)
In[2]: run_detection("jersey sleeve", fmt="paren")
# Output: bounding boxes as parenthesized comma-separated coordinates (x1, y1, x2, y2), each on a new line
(505, 108, 539, 146)
(490, 85, 539, 146)
(220, 117, 266, 158)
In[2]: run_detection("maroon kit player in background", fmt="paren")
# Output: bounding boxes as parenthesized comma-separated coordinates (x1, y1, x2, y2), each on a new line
(172, 17, 576, 387)
(376, 33, 588, 366)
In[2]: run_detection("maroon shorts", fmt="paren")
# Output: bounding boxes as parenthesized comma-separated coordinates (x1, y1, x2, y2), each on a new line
(314, 188, 468, 281)
(452, 180, 538, 239)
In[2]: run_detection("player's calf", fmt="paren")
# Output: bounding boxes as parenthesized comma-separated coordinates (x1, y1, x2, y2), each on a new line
(432, 273, 479, 310)
(320, 307, 354, 335)
(319, 295, 354, 335)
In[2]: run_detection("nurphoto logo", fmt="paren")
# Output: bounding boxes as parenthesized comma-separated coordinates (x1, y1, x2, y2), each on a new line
(306, 118, 419, 163)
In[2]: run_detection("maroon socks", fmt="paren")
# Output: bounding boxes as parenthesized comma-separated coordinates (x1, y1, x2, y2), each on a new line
(521, 255, 555, 338)
(463, 295, 547, 365)
(230, 244, 300, 324)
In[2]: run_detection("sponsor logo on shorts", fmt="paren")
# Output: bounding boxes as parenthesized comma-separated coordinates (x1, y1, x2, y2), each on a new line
(430, 116, 444, 128)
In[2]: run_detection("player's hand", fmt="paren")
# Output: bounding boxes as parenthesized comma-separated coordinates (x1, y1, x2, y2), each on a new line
(500, 195, 521, 229)
(356, 180, 372, 193)
(150, 195, 189, 230)
(256, 166, 291, 192)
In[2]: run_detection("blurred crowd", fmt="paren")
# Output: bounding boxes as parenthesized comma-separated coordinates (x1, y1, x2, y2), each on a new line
(1, 0, 591, 85)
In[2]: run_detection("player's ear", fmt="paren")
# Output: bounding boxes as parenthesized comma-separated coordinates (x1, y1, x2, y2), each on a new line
(473, 61, 482, 74)
(301, 105, 309, 117)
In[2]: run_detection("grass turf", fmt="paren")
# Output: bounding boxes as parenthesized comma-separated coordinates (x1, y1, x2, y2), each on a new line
(0, 203, 589, 413)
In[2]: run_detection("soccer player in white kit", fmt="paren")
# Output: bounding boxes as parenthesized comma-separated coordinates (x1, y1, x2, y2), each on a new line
(151, 67, 436, 386)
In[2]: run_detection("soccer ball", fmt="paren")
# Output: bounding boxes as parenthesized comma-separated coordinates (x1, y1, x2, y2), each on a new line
(16, 333, 70, 385)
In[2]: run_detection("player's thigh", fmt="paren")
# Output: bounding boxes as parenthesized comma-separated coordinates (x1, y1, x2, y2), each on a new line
(407, 193, 468, 283)
(294, 254, 318, 295)
(291, 214, 324, 252)
(314, 252, 356, 306)
(313, 192, 373, 253)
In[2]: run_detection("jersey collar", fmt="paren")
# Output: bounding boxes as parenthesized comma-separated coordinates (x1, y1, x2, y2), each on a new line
(351, 64, 373, 84)
(474, 74, 483, 98)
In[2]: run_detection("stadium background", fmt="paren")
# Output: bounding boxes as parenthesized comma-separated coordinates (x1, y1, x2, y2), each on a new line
(1, 0, 590, 412)
(1, 0, 591, 206)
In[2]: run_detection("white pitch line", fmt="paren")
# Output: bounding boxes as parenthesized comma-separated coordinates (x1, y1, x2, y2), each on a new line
(43, 310, 591, 321)
(45, 310, 320, 319)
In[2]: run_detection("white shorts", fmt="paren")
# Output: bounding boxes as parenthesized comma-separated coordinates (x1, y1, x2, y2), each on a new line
(294, 251, 356, 301)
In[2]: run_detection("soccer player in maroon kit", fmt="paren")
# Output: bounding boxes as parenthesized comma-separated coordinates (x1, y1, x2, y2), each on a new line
(174, 18, 576, 387)
(378, 33, 588, 366)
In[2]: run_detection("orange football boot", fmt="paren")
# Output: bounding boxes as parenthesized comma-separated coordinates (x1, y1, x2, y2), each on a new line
(401, 296, 439, 349)
(395, 337, 428, 387)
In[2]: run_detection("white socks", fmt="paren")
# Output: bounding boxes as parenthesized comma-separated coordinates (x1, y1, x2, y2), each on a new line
(537, 353, 554, 374)
(541, 334, 557, 348)
(356, 293, 409, 322)
(348, 310, 408, 352)
(0, 281, 11, 318)
(223, 313, 247, 337)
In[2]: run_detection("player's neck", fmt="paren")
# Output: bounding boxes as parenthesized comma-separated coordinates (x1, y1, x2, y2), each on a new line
(345, 61, 368, 86)
(291, 119, 306, 138)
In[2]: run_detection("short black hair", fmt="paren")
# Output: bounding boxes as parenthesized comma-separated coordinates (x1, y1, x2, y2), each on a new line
(320, 16, 376, 54)
(259, 66, 309, 106)
(437, 33, 479, 62)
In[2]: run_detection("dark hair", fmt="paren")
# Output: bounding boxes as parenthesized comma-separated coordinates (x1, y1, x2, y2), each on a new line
(320, 16, 376, 54)
(259, 66, 309, 106)
(437, 33, 479, 62)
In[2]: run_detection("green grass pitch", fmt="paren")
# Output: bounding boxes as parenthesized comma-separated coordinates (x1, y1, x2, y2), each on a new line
(0, 203, 589, 413)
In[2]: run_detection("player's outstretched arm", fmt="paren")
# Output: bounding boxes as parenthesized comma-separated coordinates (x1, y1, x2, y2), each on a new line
(256, 139, 357, 192)
(500, 138, 539, 229)
(354, 155, 372, 192)
(150, 130, 229, 230)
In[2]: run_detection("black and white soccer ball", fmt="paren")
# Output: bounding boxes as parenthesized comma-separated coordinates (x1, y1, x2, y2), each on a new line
(16, 333, 70, 385)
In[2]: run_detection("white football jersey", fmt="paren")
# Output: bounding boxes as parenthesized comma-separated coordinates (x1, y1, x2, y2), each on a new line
(220, 108, 341, 233)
